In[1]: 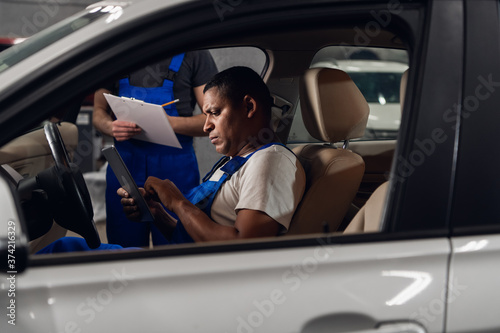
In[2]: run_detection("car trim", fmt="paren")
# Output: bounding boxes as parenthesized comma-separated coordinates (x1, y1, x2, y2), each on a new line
(29, 229, 449, 268)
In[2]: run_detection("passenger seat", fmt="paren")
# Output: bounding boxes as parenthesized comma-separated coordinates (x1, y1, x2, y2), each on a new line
(287, 68, 369, 235)
(344, 68, 409, 233)
(343, 182, 388, 233)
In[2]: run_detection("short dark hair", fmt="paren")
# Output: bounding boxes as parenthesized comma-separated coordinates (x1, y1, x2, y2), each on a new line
(204, 66, 273, 115)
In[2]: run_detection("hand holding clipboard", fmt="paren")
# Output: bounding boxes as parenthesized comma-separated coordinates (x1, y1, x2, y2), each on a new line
(103, 93, 182, 148)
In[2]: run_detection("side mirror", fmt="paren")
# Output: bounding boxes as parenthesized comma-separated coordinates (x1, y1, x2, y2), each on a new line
(0, 173, 29, 274)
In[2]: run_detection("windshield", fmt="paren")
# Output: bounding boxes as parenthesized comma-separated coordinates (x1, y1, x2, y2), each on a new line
(0, 5, 125, 73)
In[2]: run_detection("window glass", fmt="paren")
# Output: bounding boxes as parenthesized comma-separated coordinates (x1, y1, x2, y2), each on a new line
(209, 47, 268, 75)
(78, 46, 268, 244)
(288, 46, 408, 143)
(0, 45, 268, 253)
(68, 46, 268, 176)
(191, 47, 268, 178)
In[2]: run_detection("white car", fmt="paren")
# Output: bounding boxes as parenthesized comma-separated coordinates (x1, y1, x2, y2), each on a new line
(335, 59, 408, 139)
(311, 54, 408, 140)
(290, 52, 407, 143)
(0, 1, 499, 333)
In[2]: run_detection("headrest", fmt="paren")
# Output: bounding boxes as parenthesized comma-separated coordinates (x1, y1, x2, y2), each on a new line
(299, 68, 369, 143)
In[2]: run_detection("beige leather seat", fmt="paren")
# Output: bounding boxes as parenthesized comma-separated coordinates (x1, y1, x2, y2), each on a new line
(287, 68, 369, 235)
(343, 68, 409, 234)
(343, 181, 388, 233)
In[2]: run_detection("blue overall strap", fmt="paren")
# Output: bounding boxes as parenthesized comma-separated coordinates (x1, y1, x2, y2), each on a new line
(187, 142, 289, 215)
(202, 156, 230, 182)
(170, 156, 245, 244)
(183, 156, 242, 217)
(117, 53, 185, 106)
(168, 53, 184, 75)
(170, 142, 290, 244)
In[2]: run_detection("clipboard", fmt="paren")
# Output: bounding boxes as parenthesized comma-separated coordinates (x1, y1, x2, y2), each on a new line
(103, 93, 182, 148)
(102, 146, 155, 223)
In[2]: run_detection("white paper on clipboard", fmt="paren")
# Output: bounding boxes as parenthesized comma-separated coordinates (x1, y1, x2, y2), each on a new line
(103, 93, 182, 148)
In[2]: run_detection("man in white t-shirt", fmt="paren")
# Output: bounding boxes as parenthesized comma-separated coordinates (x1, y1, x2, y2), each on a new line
(119, 66, 306, 243)
(209, 144, 303, 234)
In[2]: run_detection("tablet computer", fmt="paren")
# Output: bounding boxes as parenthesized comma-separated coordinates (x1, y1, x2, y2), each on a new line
(102, 146, 155, 222)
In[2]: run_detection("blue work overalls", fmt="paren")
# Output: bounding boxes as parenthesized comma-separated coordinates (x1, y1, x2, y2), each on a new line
(105, 53, 201, 247)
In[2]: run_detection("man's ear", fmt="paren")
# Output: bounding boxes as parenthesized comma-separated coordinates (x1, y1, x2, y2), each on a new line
(244, 95, 257, 118)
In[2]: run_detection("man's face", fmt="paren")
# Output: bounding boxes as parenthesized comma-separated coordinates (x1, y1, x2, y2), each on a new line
(202, 87, 247, 156)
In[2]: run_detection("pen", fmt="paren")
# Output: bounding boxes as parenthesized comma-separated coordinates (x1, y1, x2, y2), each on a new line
(161, 99, 180, 107)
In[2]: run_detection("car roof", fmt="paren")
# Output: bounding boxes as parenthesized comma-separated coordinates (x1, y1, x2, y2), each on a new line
(0, 0, 405, 79)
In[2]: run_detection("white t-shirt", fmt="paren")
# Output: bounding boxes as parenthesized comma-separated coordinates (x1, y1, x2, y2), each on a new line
(209, 145, 306, 232)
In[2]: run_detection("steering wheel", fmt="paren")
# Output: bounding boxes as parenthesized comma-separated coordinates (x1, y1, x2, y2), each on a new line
(37, 122, 101, 249)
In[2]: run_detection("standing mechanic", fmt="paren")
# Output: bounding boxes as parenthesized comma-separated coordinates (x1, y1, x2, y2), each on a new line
(93, 50, 218, 247)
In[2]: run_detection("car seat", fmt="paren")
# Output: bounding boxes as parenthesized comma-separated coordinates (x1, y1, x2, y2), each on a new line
(287, 68, 369, 235)
(343, 68, 409, 233)
(343, 181, 388, 233)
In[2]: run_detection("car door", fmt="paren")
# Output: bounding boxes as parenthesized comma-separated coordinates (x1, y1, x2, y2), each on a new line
(8, 237, 448, 333)
(0, 0, 463, 332)
(446, 1, 500, 332)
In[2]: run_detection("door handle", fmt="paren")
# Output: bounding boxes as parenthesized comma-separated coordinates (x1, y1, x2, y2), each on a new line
(349, 322, 426, 333)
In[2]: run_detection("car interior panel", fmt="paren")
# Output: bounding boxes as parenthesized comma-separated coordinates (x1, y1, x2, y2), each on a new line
(0, 122, 78, 179)
(0, 122, 81, 253)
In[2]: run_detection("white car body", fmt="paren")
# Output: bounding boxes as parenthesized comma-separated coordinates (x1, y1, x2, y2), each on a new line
(0, 0, 498, 333)
(336, 60, 408, 132)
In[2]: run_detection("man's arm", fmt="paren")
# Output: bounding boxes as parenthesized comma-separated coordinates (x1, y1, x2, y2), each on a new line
(93, 88, 141, 141)
(167, 85, 207, 137)
(172, 200, 281, 241)
(144, 177, 281, 242)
